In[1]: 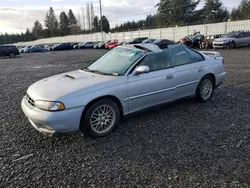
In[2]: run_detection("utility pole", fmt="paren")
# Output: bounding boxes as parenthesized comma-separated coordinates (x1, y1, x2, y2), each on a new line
(99, 0, 103, 41)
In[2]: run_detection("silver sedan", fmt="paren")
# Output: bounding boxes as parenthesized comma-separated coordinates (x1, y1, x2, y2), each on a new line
(21, 44, 226, 137)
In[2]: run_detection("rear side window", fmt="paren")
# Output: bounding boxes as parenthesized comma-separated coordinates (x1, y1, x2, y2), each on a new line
(243, 32, 250, 37)
(169, 45, 204, 67)
(139, 50, 171, 72)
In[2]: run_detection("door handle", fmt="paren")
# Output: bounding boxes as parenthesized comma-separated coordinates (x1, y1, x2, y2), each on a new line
(198, 67, 203, 72)
(166, 74, 174, 79)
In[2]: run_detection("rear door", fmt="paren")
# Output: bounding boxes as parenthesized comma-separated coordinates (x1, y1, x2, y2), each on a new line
(0, 46, 9, 56)
(169, 45, 205, 100)
(243, 32, 250, 46)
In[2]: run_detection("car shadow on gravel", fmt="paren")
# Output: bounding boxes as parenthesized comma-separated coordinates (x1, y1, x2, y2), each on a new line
(0, 56, 22, 60)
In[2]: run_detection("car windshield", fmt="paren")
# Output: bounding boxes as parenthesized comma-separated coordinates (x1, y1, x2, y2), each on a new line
(86, 47, 145, 76)
(225, 32, 239, 38)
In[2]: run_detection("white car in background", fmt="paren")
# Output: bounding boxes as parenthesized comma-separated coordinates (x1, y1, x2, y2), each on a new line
(213, 31, 250, 49)
(79, 42, 96, 49)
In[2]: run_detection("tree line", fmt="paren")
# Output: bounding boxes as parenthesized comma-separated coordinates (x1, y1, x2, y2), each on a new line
(1, 0, 250, 44)
(0, 6, 111, 44)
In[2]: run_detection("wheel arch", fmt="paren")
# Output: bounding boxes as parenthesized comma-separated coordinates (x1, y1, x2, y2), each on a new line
(80, 95, 124, 130)
(197, 73, 216, 91)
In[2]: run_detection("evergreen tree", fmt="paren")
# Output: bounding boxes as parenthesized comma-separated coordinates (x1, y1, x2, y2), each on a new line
(231, 0, 250, 20)
(68, 9, 78, 26)
(24, 28, 32, 41)
(59, 11, 70, 36)
(44, 7, 59, 37)
(32, 20, 43, 39)
(92, 16, 100, 32)
(156, 0, 200, 26)
(100, 15, 110, 33)
(201, 0, 229, 23)
(68, 9, 80, 34)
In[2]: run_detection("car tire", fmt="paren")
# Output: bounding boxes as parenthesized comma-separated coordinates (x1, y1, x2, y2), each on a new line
(232, 41, 236, 49)
(9, 53, 15, 58)
(226, 42, 232, 49)
(196, 75, 214, 102)
(82, 99, 120, 137)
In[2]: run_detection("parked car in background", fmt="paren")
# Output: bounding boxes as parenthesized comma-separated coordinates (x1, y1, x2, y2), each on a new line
(94, 41, 109, 49)
(200, 34, 224, 49)
(126, 37, 148, 44)
(180, 34, 204, 48)
(21, 44, 226, 137)
(105, 40, 119, 49)
(24, 45, 45, 53)
(79, 42, 96, 49)
(73, 42, 81, 49)
(93, 42, 101, 49)
(44, 45, 53, 51)
(153, 39, 175, 49)
(213, 31, 250, 49)
(19, 46, 32, 53)
(52, 43, 74, 51)
(105, 40, 124, 49)
(142, 39, 157, 44)
(71, 42, 79, 47)
(0, 45, 20, 58)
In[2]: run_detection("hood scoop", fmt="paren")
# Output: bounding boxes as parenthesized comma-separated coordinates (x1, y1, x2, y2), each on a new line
(64, 74, 76, 80)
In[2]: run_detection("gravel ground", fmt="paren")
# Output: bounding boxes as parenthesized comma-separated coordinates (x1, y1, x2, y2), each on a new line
(0, 49, 250, 187)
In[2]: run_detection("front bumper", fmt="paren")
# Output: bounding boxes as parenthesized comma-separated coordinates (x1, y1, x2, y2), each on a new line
(21, 97, 85, 135)
(213, 42, 229, 48)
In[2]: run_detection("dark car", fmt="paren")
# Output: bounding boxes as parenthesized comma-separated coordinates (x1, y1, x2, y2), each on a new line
(180, 34, 204, 48)
(142, 39, 157, 44)
(25, 45, 45, 53)
(127, 37, 148, 44)
(52, 43, 74, 51)
(0, 45, 20, 58)
(153, 39, 175, 49)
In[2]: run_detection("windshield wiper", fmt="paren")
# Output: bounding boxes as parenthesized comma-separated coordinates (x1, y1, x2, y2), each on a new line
(83, 68, 119, 76)
(82, 68, 91, 72)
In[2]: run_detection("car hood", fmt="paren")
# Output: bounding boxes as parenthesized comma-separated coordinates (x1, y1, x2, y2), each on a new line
(214, 37, 234, 42)
(27, 70, 117, 101)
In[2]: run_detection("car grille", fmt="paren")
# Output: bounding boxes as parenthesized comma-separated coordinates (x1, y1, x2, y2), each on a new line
(26, 94, 35, 106)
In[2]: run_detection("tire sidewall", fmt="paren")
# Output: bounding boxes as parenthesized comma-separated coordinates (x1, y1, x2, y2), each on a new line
(83, 99, 120, 137)
(197, 75, 214, 102)
(9, 53, 15, 58)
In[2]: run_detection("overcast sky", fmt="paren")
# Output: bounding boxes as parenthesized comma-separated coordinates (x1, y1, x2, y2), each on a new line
(0, 0, 241, 34)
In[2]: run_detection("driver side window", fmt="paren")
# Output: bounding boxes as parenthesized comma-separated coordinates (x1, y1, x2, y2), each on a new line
(139, 50, 171, 72)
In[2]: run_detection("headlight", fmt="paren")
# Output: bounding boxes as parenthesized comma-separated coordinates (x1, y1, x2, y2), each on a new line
(35, 100, 65, 111)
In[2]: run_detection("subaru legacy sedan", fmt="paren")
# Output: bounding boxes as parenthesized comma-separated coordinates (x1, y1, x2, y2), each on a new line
(21, 44, 226, 137)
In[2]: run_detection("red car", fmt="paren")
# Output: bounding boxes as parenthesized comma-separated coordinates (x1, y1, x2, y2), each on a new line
(105, 40, 119, 49)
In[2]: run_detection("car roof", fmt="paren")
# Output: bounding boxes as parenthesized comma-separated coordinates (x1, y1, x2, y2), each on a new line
(0, 45, 15, 47)
(121, 44, 162, 52)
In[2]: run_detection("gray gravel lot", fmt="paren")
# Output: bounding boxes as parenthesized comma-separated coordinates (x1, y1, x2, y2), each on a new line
(0, 49, 250, 187)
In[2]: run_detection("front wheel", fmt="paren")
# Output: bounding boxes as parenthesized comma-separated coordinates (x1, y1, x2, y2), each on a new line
(196, 75, 214, 102)
(82, 99, 120, 137)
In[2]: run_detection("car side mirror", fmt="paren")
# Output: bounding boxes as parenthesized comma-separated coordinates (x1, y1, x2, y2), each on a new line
(133, 66, 150, 75)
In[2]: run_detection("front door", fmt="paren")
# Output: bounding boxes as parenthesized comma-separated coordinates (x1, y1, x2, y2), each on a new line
(127, 50, 176, 113)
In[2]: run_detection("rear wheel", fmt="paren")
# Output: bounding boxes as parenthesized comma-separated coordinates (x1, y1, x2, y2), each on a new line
(196, 75, 214, 102)
(9, 53, 15, 58)
(81, 99, 120, 137)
